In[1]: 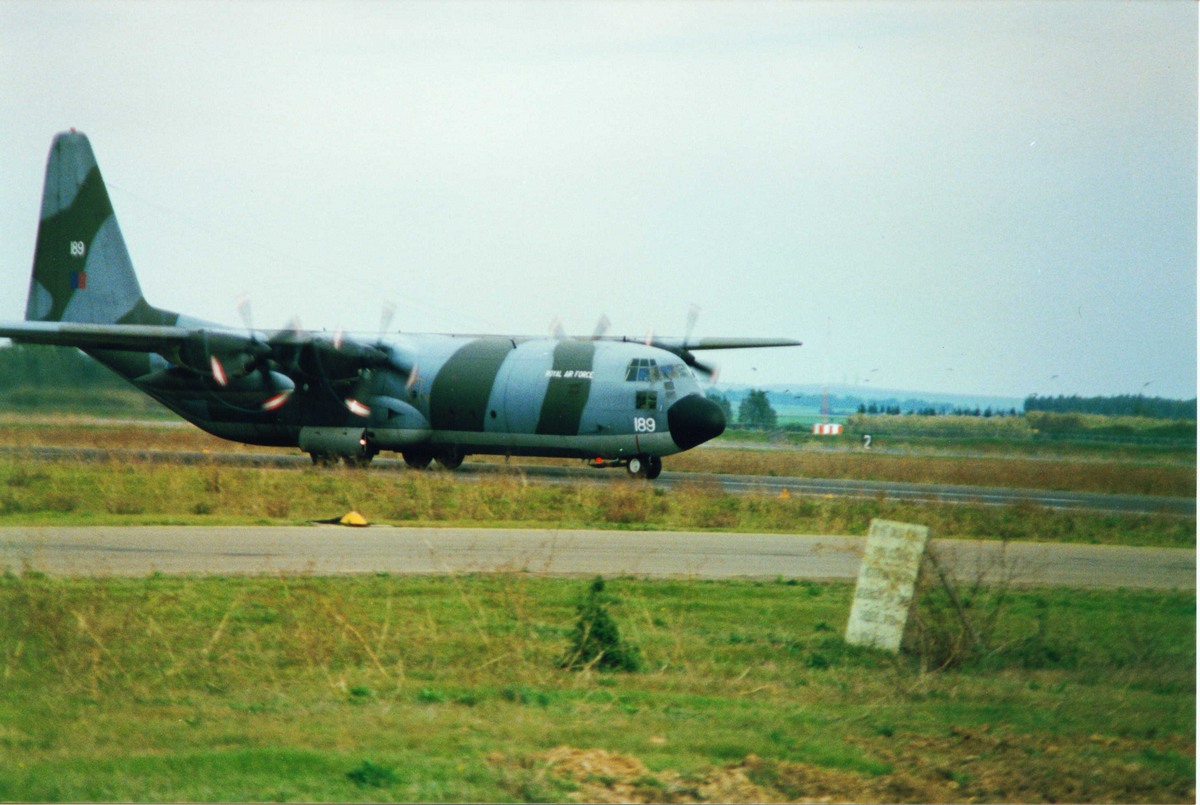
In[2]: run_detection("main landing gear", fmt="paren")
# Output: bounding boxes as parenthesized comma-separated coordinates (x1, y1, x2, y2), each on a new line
(403, 450, 432, 469)
(401, 449, 464, 471)
(309, 450, 376, 468)
(435, 449, 464, 470)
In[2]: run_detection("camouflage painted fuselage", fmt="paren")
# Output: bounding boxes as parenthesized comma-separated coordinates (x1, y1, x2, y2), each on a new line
(111, 331, 716, 461)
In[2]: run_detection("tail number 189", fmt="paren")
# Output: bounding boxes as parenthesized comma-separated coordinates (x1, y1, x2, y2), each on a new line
(633, 417, 656, 433)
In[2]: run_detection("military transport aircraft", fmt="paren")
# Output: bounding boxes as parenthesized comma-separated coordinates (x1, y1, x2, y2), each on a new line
(0, 131, 800, 479)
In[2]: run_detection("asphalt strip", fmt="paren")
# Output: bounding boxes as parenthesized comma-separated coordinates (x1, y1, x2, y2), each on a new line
(0, 526, 1193, 590)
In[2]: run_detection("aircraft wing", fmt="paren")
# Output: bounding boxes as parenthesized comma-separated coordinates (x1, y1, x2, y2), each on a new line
(0, 319, 406, 384)
(0, 320, 195, 351)
(646, 337, 802, 351)
(591, 335, 800, 379)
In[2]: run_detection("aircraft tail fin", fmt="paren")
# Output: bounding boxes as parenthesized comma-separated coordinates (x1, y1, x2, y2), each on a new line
(25, 130, 174, 326)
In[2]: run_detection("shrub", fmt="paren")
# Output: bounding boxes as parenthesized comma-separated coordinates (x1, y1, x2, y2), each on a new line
(346, 759, 399, 788)
(561, 577, 641, 672)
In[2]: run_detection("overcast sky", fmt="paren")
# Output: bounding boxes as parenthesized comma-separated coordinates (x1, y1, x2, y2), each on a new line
(1, 1, 1195, 399)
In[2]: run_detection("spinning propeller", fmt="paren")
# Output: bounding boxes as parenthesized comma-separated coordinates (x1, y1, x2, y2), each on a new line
(174, 300, 293, 412)
(549, 314, 611, 341)
(310, 302, 405, 418)
(179, 298, 409, 416)
(658, 304, 719, 382)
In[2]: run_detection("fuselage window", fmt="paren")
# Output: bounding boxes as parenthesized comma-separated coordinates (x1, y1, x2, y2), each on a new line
(635, 390, 659, 410)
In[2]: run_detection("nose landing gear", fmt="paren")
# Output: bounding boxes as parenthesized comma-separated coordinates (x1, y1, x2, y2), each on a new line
(625, 454, 663, 480)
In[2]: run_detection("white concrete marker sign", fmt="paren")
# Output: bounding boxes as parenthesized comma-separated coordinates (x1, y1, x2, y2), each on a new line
(845, 519, 930, 653)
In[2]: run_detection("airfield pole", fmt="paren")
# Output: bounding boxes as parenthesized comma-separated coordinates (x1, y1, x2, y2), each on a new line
(821, 316, 832, 424)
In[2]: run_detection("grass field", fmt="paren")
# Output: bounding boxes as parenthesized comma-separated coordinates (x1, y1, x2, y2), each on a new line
(0, 415, 1194, 498)
(0, 458, 1193, 548)
(671, 446, 1194, 497)
(0, 415, 1194, 802)
(0, 573, 1192, 803)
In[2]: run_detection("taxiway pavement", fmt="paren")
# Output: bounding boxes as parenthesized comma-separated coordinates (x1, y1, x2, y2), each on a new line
(1, 526, 1193, 589)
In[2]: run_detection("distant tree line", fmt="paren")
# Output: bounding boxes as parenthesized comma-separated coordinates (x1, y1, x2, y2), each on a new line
(856, 402, 1020, 418)
(706, 389, 777, 430)
(0, 343, 168, 414)
(706, 391, 734, 422)
(738, 390, 777, 430)
(0, 344, 126, 391)
(1024, 394, 1196, 421)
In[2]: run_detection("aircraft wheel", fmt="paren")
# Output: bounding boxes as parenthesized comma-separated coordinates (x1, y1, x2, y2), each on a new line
(436, 451, 464, 471)
(403, 451, 433, 469)
(626, 455, 649, 479)
(646, 455, 663, 480)
(342, 452, 374, 468)
(309, 451, 338, 467)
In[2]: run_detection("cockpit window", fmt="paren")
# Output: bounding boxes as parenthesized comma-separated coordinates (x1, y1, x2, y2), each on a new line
(625, 358, 694, 384)
(624, 358, 660, 382)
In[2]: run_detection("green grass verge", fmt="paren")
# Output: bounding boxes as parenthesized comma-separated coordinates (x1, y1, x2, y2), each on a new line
(0, 459, 1193, 547)
(0, 573, 1193, 802)
(719, 415, 1197, 463)
(1, 416, 1195, 497)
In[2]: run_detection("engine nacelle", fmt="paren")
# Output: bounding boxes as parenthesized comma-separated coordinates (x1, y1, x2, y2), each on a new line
(293, 339, 390, 381)
(298, 427, 371, 458)
(174, 331, 264, 378)
(362, 396, 431, 447)
(136, 367, 295, 398)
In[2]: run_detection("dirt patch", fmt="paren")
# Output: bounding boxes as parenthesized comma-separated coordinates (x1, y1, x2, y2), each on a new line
(533, 746, 778, 804)
(870, 726, 1196, 804)
(516, 746, 947, 804)
(498, 736, 1195, 804)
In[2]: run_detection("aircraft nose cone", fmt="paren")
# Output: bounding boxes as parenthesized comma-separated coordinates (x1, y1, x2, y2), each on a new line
(668, 393, 726, 451)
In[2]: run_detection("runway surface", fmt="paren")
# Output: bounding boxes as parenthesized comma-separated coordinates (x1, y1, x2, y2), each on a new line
(3, 445, 1193, 516)
(2, 526, 1193, 589)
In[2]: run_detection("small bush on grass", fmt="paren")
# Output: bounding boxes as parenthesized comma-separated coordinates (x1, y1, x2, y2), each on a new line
(346, 759, 399, 788)
(561, 577, 642, 672)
